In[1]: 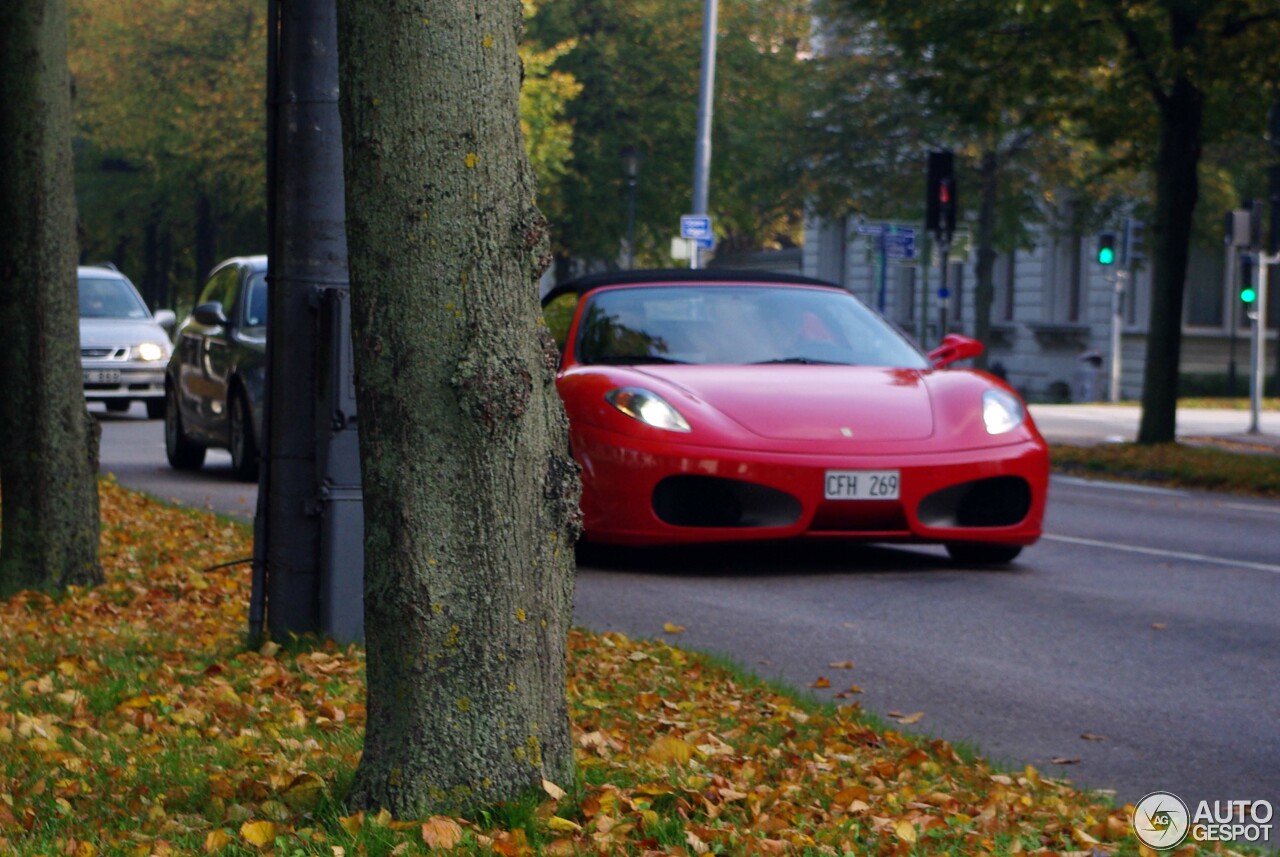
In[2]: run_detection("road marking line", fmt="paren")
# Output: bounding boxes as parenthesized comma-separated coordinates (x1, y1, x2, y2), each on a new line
(1219, 501, 1280, 516)
(1051, 475, 1189, 497)
(1043, 534, 1280, 575)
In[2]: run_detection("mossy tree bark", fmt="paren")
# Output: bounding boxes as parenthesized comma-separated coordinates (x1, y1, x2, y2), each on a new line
(0, 0, 104, 597)
(336, 0, 581, 816)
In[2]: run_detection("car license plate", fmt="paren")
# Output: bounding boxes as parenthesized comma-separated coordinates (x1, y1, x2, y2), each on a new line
(84, 370, 121, 384)
(824, 470, 900, 500)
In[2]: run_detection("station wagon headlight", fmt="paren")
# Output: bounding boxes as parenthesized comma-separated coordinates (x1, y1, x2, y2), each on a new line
(135, 342, 166, 362)
(606, 387, 691, 432)
(982, 389, 1024, 435)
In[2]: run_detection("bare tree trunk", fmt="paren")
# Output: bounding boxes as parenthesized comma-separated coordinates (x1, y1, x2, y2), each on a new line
(1138, 74, 1201, 445)
(0, 0, 104, 596)
(337, 0, 581, 816)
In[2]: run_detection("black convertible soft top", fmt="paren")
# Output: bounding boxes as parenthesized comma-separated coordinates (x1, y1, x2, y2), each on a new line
(540, 268, 842, 306)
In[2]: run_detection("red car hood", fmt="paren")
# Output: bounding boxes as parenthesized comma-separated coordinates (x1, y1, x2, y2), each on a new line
(633, 365, 935, 442)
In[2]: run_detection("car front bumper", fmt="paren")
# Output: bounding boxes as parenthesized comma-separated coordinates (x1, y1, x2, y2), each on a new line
(572, 424, 1048, 547)
(81, 362, 167, 400)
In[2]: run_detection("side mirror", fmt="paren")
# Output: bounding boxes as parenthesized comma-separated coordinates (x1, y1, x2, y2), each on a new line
(153, 309, 177, 334)
(193, 301, 229, 327)
(928, 333, 984, 369)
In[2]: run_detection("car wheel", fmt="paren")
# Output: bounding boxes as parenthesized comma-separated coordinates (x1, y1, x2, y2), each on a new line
(105, 399, 130, 413)
(165, 387, 206, 471)
(145, 397, 165, 420)
(945, 543, 1022, 565)
(229, 391, 259, 482)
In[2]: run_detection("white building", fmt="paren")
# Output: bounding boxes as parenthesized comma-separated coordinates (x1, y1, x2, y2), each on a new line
(798, 215, 1275, 402)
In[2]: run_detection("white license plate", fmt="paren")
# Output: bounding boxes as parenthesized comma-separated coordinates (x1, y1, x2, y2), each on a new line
(84, 370, 121, 384)
(824, 470, 900, 500)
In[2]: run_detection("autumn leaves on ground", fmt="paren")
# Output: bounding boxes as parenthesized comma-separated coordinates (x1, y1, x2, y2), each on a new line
(0, 481, 1238, 856)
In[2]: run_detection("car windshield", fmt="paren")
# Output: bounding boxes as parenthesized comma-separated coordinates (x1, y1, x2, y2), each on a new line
(243, 272, 268, 328)
(78, 276, 149, 320)
(574, 285, 929, 369)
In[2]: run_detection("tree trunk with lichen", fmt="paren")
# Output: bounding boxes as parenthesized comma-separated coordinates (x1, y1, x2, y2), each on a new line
(336, 0, 581, 816)
(0, 0, 104, 598)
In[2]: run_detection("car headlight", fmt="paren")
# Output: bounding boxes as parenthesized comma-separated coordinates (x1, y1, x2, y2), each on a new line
(605, 387, 691, 432)
(135, 342, 166, 362)
(982, 389, 1025, 435)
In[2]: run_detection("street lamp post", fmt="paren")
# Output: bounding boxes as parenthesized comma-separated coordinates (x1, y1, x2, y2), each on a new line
(621, 146, 641, 269)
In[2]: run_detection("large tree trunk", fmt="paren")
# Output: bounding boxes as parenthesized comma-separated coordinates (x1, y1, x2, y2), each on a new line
(1137, 74, 1202, 445)
(0, 0, 104, 596)
(337, 0, 581, 817)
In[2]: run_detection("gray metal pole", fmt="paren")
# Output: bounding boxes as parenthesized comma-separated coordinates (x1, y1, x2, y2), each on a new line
(263, 0, 359, 639)
(690, 0, 718, 270)
(1108, 270, 1125, 402)
(1249, 254, 1272, 434)
(937, 241, 951, 343)
(626, 176, 637, 270)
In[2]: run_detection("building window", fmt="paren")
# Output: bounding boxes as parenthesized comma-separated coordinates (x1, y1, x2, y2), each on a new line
(1184, 247, 1224, 327)
(1047, 232, 1083, 323)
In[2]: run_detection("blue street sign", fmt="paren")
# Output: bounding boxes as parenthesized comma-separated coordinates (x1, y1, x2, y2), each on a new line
(680, 215, 713, 240)
(695, 236, 715, 250)
(937, 287, 950, 299)
(884, 230, 916, 260)
(857, 223, 916, 260)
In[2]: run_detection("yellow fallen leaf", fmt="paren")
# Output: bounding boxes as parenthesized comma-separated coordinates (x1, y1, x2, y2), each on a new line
(1073, 827, 1101, 846)
(889, 711, 924, 724)
(811, 676, 831, 688)
(279, 771, 327, 811)
(338, 812, 364, 836)
(204, 829, 233, 853)
(829, 661, 855, 669)
(547, 816, 582, 833)
(258, 640, 281, 658)
(663, 622, 686, 634)
(421, 816, 463, 849)
(542, 778, 566, 800)
(240, 820, 277, 848)
(646, 735, 694, 764)
(895, 820, 918, 844)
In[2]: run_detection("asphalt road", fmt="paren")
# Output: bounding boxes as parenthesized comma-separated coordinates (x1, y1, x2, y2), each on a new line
(95, 402, 1280, 810)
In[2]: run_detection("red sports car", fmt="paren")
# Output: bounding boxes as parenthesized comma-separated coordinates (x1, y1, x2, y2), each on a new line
(543, 270, 1048, 563)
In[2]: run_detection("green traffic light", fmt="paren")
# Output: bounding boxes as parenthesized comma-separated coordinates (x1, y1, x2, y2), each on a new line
(1098, 247, 1115, 265)
(1241, 287, 1257, 303)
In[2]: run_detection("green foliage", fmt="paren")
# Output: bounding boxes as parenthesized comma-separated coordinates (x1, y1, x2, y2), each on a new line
(69, 0, 268, 306)
(67, 0, 584, 306)
(525, 0, 814, 266)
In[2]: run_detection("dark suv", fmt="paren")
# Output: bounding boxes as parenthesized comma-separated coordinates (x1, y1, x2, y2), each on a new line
(165, 255, 267, 480)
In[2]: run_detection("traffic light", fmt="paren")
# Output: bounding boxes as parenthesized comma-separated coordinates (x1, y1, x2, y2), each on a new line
(1240, 254, 1257, 313)
(1096, 232, 1117, 265)
(1123, 218, 1145, 265)
(925, 151, 957, 239)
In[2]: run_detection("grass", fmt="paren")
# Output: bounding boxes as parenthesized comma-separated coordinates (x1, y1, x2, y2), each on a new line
(0, 479, 1266, 856)
(1050, 442, 1280, 497)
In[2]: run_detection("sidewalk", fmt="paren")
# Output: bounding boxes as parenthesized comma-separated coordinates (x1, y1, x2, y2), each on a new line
(1028, 403, 1280, 454)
